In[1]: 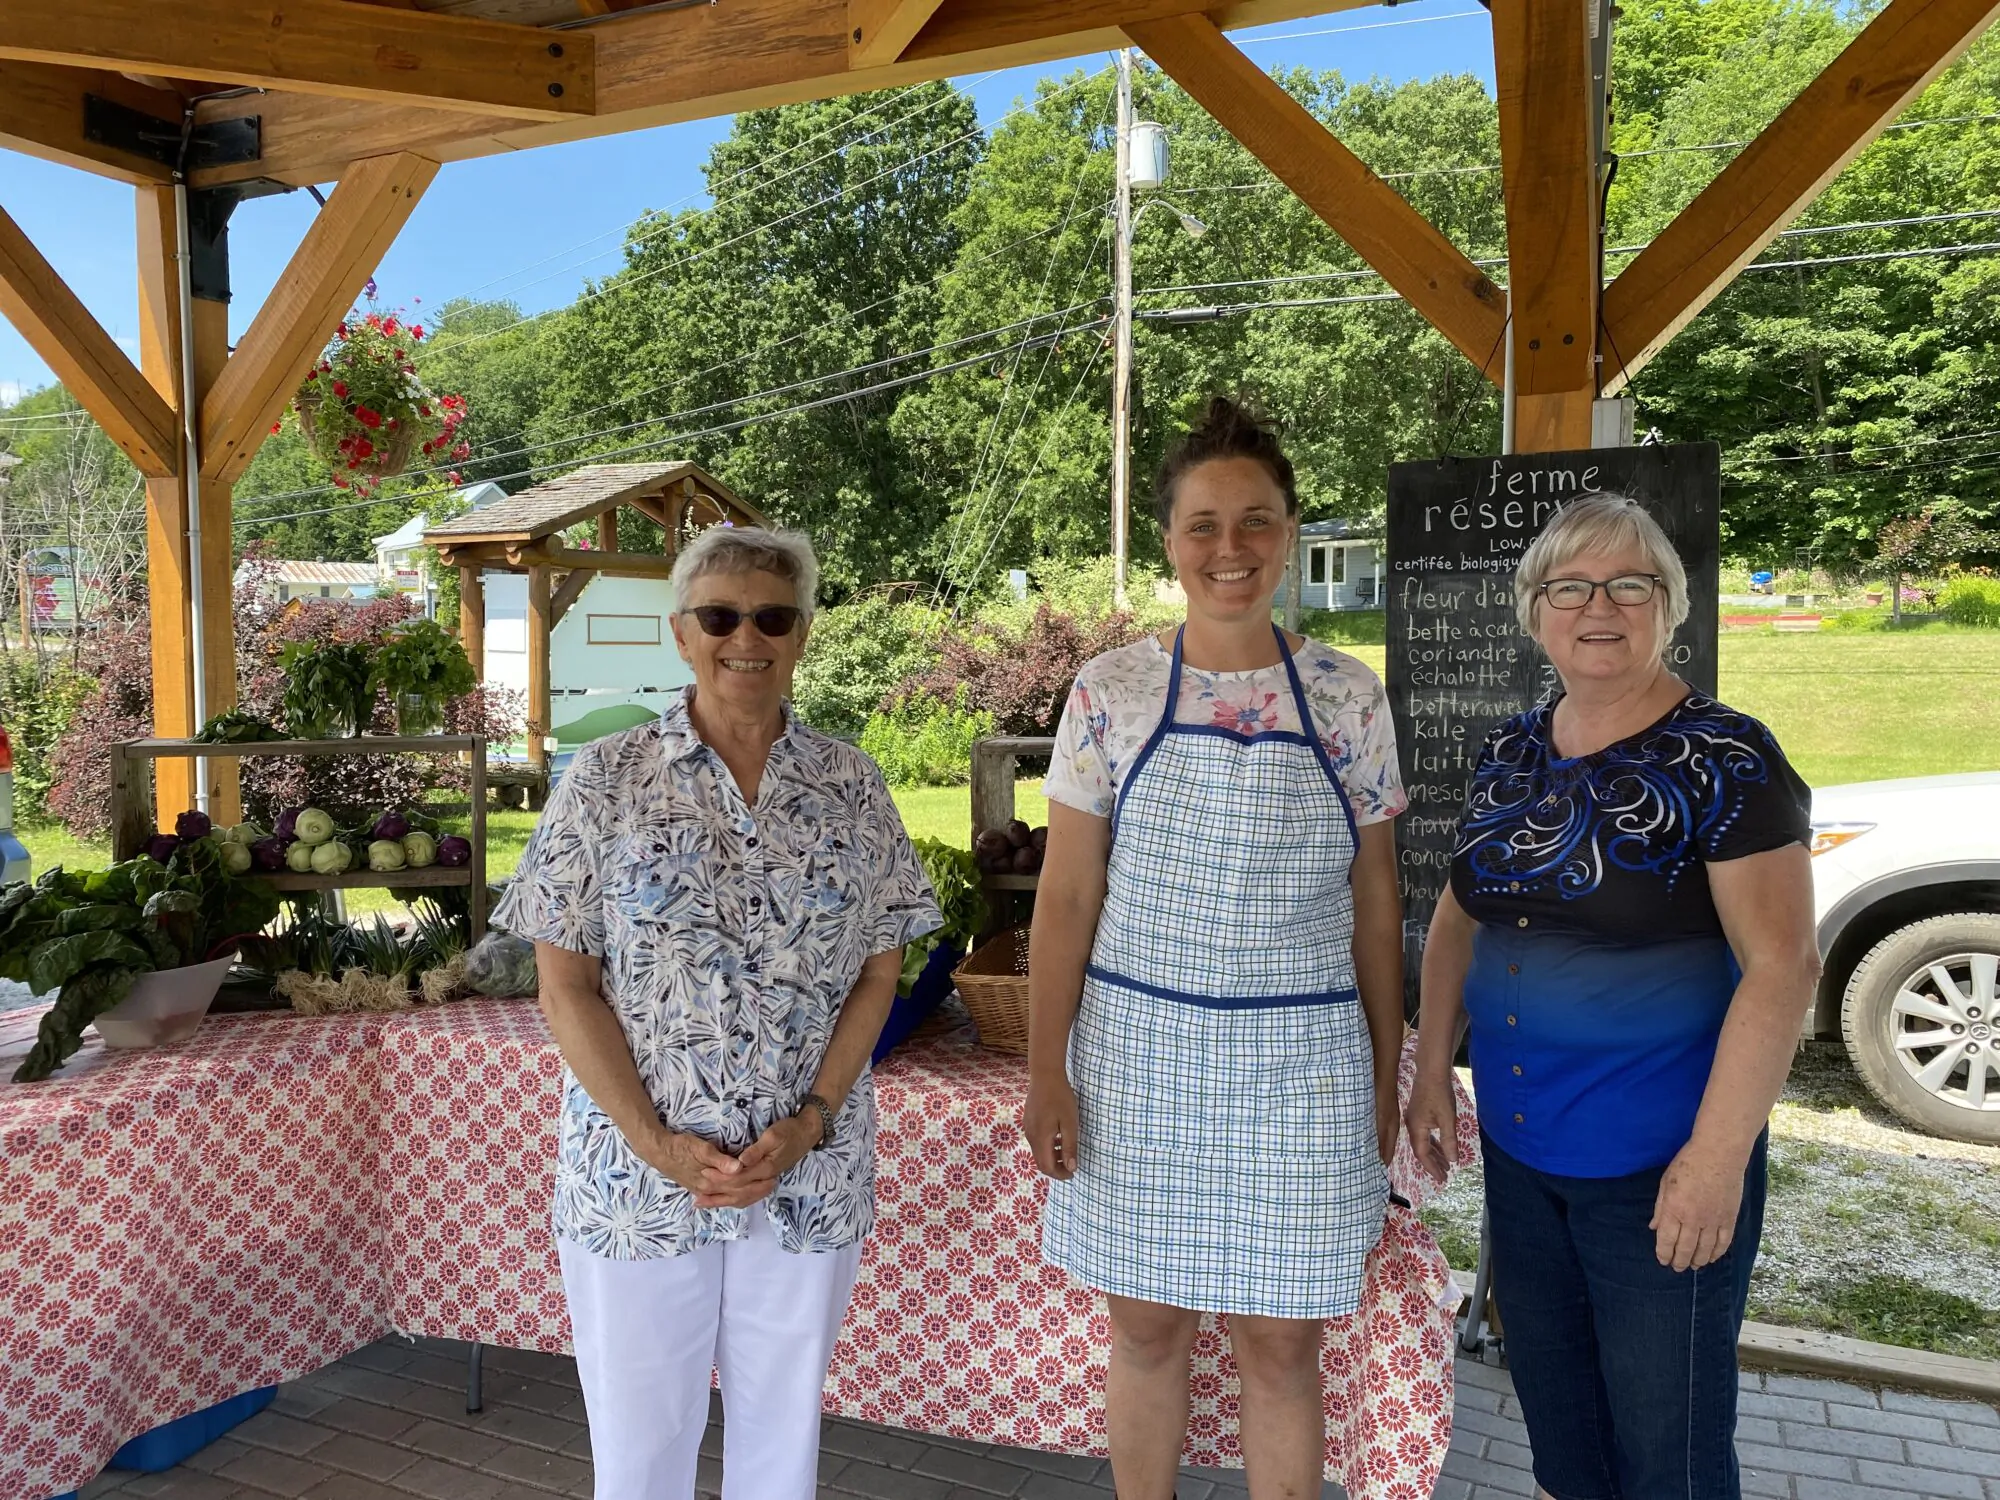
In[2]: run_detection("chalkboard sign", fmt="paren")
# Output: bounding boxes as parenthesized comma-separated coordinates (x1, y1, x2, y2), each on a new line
(1384, 445, 1721, 1005)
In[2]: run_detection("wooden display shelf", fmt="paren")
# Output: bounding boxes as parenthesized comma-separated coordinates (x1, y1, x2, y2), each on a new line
(264, 868, 473, 892)
(108, 734, 489, 940)
(982, 872, 1041, 891)
(970, 735, 1055, 937)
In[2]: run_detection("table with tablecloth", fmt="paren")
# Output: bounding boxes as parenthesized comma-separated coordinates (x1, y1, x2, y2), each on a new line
(3, 998, 1479, 1500)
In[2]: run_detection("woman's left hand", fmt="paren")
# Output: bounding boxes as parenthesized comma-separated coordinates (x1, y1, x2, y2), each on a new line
(692, 1115, 820, 1209)
(1650, 1141, 1746, 1271)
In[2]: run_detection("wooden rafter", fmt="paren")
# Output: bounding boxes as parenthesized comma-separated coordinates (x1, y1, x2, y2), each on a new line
(0, 0, 596, 121)
(1126, 12, 1507, 380)
(0, 201, 180, 476)
(1492, 0, 1598, 407)
(0, 62, 180, 184)
(849, 0, 950, 66)
(1602, 0, 2000, 388)
(548, 567, 593, 625)
(188, 0, 1370, 188)
(200, 152, 439, 488)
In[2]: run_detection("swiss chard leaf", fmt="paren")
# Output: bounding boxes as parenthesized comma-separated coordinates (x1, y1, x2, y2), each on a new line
(11, 964, 142, 1083)
(53, 905, 144, 936)
(26, 930, 154, 998)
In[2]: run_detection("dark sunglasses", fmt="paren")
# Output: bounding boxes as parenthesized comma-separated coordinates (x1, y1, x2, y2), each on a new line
(680, 604, 803, 638)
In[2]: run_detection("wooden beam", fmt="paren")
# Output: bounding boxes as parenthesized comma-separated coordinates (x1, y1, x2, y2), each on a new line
(548, 567, 592, 626)
(190, 0, 1372, 188)
(0, 0, 596, 121)
(596, 509, 619, 553)
(526, 564, 551, 775)
(0, 201, 180, 476)
(850, 0, 950, 65)
(458, 565, 485, 676)
(1513, 390, 1595, 454)
(200, 152, 438, 488)
(1127, 12, 1507, 379)
(541, 544, 676, 576)
(1602, 0, 2000, 388)
(1492, 0, 1598, 407)
(0, 62, 179, 184)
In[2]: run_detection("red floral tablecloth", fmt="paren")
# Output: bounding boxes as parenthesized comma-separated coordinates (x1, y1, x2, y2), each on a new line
(375, 1002, 1481, 1499)
(2, 999, 1479, 1500)
(0, 1007, 390, 1500)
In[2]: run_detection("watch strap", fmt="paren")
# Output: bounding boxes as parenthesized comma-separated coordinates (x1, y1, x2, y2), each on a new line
(800, 1092, 835, 1149)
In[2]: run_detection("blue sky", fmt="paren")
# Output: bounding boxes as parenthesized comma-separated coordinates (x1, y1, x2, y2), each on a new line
(0, 1, 1494, 399)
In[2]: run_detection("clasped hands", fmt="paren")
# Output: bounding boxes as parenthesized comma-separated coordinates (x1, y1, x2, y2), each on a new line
(637, 1112, 823, 1209)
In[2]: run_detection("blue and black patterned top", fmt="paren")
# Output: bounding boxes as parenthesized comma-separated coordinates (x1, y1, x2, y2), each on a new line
(1447, 692, 1810, 1176)
(494, 689, 942, 1258)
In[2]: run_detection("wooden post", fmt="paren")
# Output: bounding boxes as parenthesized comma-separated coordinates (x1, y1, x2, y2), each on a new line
(458, 565, 484, 676)
(526, 563, 551, 776)
(596, 508, 618, 553)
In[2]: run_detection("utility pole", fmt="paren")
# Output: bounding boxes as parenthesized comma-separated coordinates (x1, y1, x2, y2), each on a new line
(1110, 47, 1135, 613)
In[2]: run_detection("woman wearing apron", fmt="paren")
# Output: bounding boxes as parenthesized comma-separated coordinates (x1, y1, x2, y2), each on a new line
(1024, 398, 1409, 1500)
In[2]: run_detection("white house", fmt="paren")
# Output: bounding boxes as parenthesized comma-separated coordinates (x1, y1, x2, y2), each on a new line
(235, 559, 379, 604)
(1288, 519, 1383, 610)
(371, 482, 508, 616)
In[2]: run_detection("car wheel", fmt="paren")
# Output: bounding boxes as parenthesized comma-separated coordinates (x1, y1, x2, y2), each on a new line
(1842, 912, 2000, 1145)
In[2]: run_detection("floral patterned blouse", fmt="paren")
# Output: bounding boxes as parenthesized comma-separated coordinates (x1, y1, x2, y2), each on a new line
(494, 688, 942, 1260)
(1044, 633, 1407, 823)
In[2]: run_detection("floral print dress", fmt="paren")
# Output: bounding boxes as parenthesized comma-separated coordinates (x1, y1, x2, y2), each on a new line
(495, 689, 942, 1261)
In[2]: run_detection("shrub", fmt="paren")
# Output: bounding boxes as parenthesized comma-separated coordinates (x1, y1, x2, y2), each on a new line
(896, 604, 1146, 737)
(971, 557, 1182, 636)
(859, 690, 994, 787)
(49, 558, 523, 838)
(0, 650, 97, 824)
(793, 593, 944, 739)
(1938, 574, 2000, 627)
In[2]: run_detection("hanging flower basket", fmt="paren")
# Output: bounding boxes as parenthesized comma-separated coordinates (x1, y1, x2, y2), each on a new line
(285, 300, 470, 497)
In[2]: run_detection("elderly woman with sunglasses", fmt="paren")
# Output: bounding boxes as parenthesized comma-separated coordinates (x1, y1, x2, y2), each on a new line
(1405, 494, 1818, 1500)
(495, 525, 941, 1500)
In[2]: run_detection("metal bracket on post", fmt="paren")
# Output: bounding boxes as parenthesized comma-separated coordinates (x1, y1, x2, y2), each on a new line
(84, 95, 262, 173)
(185, 187, 245, 304)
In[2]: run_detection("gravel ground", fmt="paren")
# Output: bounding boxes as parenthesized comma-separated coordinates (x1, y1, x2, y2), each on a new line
(1419, 1042, 2000, 1361)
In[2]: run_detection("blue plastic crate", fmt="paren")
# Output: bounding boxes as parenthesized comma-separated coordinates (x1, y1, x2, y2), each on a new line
(872, 942, 964, 1063)
(44, 1384, 279, 1497)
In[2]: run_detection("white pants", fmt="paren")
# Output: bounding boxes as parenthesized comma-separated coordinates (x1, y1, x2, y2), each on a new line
(558, 1206, 863, 1500)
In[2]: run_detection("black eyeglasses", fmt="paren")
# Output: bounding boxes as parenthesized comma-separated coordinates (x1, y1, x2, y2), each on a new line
(1537, 574, 1661, 610)
(680, 604, 803, 638)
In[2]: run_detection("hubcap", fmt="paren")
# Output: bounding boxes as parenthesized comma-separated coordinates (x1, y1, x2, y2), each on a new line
(1890, 951, 2000, 1112)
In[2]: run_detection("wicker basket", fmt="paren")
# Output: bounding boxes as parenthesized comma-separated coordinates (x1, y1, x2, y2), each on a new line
(953, 926, 1032, 1055)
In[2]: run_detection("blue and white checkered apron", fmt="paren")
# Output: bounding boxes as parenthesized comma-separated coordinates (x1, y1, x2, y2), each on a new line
(1042, 626, 1388, 1318)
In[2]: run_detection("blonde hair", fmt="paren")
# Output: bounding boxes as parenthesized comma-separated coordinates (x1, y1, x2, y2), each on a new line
(1515, 493, 1688, 640)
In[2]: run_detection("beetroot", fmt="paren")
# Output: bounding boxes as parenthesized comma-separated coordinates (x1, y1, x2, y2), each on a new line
(436, 835, 472, 868)
(175, 809, 212, 842)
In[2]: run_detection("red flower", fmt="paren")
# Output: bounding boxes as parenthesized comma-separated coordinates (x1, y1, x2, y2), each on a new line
(411, 325, 425, 339)
(446, 470, 461, 484)
(332, 380, 348, 398)
(355, 406, 383, 429)
(353, 438, 373, 459)
(382, 317, 399, 335)
(270, 421, 282, 435)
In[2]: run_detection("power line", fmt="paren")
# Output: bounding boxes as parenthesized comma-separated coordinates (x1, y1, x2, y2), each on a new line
(1732, 426, 2000, 465)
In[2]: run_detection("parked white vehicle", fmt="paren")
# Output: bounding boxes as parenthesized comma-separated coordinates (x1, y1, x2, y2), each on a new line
(1810, 771, 2000, 1144)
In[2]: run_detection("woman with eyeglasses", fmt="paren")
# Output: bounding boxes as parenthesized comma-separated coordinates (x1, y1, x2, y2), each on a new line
(494, 525, 941, 1500)
(1404, 494, 1817, 1500)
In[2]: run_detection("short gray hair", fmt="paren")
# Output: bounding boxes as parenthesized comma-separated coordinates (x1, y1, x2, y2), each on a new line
(670, 525, 819, 623)
(1515, 492, 1689, 638)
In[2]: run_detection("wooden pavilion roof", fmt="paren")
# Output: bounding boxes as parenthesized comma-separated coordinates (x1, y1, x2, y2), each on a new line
(422, 461, 765, 548)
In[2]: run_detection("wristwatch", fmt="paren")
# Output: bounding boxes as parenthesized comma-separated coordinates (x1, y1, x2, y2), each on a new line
(799, 1093, 835, 1150)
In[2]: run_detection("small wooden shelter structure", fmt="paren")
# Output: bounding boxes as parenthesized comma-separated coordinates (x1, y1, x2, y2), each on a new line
(424, 461, 766, 773)
(0, 0, 1994, 826)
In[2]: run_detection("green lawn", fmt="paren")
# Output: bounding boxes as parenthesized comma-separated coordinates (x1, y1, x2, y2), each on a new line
(17, 629, 1995, 887)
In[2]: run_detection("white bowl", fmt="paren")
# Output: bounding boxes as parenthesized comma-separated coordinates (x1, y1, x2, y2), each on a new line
(92, 957, 236, 1049)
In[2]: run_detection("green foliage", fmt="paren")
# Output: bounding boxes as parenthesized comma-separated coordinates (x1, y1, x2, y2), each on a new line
(372, 618, 478, 709)
(279, 640, 375, 737)
(1939, 574, 2000, 625)
(897, 838, 987, 993)
(792, 593, 945, 737)
(1295, 608, 1387, 645)
(2, 842, 282, 1081)
(0, 652, 96, 823)
(860, 690, 994, 786)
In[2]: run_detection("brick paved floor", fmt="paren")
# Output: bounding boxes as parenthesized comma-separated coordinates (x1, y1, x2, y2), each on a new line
(73, 1337, 2000, 1500)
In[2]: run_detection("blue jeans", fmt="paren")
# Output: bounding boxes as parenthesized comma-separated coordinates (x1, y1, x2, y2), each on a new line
(1481, 1129, 1767, 1500)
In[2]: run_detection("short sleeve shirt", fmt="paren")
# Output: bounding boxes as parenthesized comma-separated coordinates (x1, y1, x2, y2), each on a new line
(1043, 634, 1406, 824)
(1447, 692, 1812, 1176)
(493, 688, 943, 1259)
